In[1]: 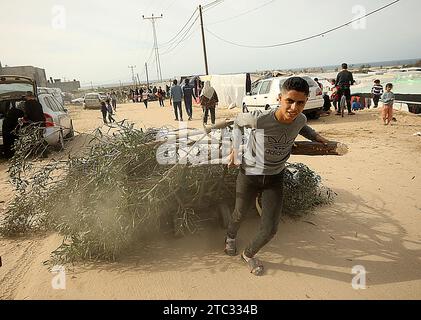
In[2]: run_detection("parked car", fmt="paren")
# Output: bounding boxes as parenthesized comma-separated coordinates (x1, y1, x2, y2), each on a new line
(38, 87, 65, 106)
(84, 92, 103, 109)
(0, 75, 74, 150)
(242, 75, 323, 119)
(71, 97, 85, 105)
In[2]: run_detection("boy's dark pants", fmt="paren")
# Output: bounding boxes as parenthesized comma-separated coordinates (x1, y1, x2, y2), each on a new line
(337, 87, 352, 113)
(173, 101, 183, 120)
(373, 95, 381, 108)
(227, 169, 284, 258)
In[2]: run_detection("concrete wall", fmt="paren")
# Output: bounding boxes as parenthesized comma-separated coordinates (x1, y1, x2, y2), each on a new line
(0, 65, 48, 87)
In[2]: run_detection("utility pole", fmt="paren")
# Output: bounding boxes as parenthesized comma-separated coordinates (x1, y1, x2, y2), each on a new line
(128, 65, 136, 86)
(199, 5, 209, 75)
(136, 73, 141, 87)
(90, 81, 94, 90)
(145, 62, 150, 89)
(143, 14, 163, 82)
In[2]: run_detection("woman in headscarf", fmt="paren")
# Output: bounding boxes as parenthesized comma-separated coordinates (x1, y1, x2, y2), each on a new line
(200, 81, 218, 125)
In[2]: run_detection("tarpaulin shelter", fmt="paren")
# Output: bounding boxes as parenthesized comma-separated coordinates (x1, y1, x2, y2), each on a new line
(199, 73, 258, 109)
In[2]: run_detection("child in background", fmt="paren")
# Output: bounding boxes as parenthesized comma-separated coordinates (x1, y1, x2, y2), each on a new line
(352, 99, 361, 111)
(371, 80, 384, 108)
(106, 99, 116, 123)
(381, 83, 395, 125)
(100, 101, 108, 124)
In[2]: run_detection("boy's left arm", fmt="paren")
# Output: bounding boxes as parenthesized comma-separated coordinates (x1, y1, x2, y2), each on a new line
(299, 125, 329, 145)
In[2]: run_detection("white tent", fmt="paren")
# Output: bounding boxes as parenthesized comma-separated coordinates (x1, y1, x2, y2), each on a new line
(200, 74, 249, 109)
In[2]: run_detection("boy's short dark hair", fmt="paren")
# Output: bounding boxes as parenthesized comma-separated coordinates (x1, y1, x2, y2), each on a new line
(374, 79, 381, 84)
(173, 79, 178, 85)
(281, 77, 310, 96)
(386, 83, 393, 89)
(342, 63, 348, 69)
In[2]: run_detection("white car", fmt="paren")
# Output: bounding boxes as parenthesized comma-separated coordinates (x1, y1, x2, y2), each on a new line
(84, 92, 104, 109)
(0, 75, 74, 150)
(242, 75, 324, 119)
(71, 97, 85, 105)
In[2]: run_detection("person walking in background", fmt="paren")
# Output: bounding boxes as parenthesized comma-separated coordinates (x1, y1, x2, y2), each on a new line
(100, 101, 108, 124)
(314, 78, 323, 91)
(1, 101, 24, 158)
(156, 86, 165, 107)
(335, 63, 356, 115)
(371, 79, 384, 109)
(111, 91, 117, 112)
(329, 79, 339, 112)
(182, 78, 197, 121)
(106, 99, 116, 123)
(170, 79, 183, 121)
(381, 83, 395, 125)
(200, 81, 218, 125)
(142, 86, 149, 109)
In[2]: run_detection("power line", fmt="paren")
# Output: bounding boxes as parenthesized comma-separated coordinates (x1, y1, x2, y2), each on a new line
(207, 0, 276, 25)
(203, 0, 224, 11)
(205, 0, 401, 48)
(159, 8, 198, 47)
(161, 15, 200, 55)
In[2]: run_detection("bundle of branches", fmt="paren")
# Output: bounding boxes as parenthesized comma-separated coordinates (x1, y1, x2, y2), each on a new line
(0, 122, 334, 264)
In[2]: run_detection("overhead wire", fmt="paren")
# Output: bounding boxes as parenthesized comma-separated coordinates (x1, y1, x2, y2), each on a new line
(205, 0, 401, 48)
(207, 0, 276, 25)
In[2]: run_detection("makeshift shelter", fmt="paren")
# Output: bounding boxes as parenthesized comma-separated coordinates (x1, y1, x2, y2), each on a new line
(200, 73, 259, 109)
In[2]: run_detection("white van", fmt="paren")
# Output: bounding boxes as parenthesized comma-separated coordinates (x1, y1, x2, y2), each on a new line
(242, 76, 324, 119)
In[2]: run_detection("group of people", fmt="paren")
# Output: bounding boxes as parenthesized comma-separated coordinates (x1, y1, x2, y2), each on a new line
(129, 86, 166, 108)
(169, 78, 219, 124)
(100, 99, 116, 124)
(1, 92, 46, 158)
(316, 63, 395, 125)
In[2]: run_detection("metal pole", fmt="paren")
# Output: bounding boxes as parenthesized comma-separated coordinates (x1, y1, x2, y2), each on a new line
(199, 5, 209, 75)
(143, 14, 163, 83)
(145, 62, 150, 89)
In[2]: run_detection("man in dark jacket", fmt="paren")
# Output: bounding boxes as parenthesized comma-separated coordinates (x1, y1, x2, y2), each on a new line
(335, 63, 356, 115)
(23, 92, 45, 126)
(1, 101, 24, 158)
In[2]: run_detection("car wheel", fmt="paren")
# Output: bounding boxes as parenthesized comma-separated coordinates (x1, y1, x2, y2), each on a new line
(242, 104, 249, 113)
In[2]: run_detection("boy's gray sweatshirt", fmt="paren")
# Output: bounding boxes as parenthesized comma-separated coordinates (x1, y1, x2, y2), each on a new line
(233, 109, 318, 175)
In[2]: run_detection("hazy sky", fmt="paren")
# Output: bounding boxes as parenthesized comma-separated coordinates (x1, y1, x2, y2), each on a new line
(1, 0, 420, 86)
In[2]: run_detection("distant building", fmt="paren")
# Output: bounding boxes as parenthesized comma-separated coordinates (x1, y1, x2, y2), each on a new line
(47, 78, 81, 92)
(0, 64, 48, 87)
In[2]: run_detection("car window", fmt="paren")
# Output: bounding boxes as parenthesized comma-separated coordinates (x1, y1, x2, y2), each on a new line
(48, 96, 62, 112)
(50, 96, 65, 112)
(250, 82, 262, 95)
(42, 96, 56, 112)
(259, 81, 272, 95)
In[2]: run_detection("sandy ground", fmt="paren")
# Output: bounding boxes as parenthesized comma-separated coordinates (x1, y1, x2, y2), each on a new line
(1, 100, 421, 300)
